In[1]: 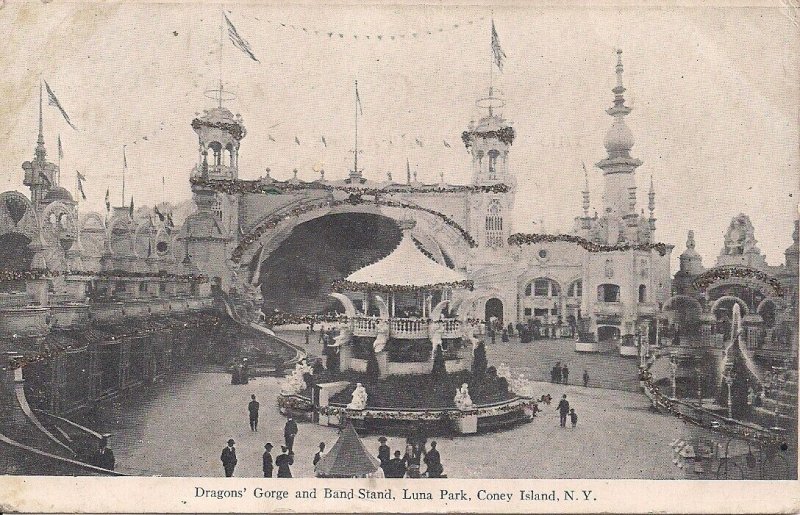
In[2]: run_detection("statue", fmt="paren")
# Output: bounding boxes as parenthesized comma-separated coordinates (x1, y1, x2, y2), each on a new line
(373, 319, 390, 353)
(511, 374, 535, 398)
(496, 363, 512, 381)
(280, 361, 310, 395)
(430, 320, 444, 352)
(453, 383, 473, 410)
(332, 323, 353, 348)
(347, 382, 368, 410)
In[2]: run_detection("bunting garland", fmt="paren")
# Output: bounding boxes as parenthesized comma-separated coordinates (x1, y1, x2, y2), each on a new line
(508, 232, 670, 257)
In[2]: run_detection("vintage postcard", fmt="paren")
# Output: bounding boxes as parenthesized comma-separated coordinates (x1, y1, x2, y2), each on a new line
(0, 0, 798, 513)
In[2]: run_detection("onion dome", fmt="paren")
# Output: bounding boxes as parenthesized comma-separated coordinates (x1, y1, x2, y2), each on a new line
(603, 117, 635, 153)
(191, 107, 246, 140)
(42, 186, 74, 204)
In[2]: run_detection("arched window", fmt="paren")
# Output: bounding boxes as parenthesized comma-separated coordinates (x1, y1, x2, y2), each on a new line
(488, 149, 499, 179)
(568, 279, 582, 298)
(225, 143, 235, 168)
(597, 284, 620, 303)
(208, 141, 223, 168)
(529, 278, 561, 297)
(525, 283, 532, 296)
(485, 200, 504, 248)
(638, 284, 647, 303)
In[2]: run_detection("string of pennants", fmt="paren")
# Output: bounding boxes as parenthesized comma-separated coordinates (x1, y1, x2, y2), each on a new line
(228, 11, 488, 42)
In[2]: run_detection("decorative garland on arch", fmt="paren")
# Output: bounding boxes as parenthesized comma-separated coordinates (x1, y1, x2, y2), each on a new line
(190, 176, 510, 196)
(508, 232, 670, 257)
(691, 266, 784, 296)
(231, 196, 477, 263)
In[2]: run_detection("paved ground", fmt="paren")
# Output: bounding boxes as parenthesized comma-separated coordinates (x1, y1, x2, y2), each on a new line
(98, 328, 705, 478)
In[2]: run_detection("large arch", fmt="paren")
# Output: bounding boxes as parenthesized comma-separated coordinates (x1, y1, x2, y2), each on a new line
(663, 295, 703, 336)
(0, 191, 39, 241)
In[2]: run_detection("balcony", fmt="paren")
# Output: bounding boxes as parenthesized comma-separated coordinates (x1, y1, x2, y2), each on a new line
(593, 301, 622, 316)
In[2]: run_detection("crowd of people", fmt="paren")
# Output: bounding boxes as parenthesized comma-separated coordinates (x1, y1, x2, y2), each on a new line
(550, 362, 591, 388)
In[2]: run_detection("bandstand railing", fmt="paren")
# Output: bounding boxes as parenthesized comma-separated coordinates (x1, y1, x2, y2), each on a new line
(349, 316, 463, 340)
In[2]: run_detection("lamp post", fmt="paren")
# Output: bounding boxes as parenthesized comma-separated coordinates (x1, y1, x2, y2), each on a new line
(696, 362, 703, 408)
(724, 361, 735, 419)
(670, 353, 679, 399)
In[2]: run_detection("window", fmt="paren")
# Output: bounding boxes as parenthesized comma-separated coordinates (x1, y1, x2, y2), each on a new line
(568, 279, 582, 298)
(525, 283, 532, 296)
(638, 284, 647, 303)
(532, 278, 561, 297)
(488, 149, 500, 179)
(208, 141, 222, 167)
(524, 308, 532, 316)
(597, 284, 620, 303)
(485, 200, 504, 248)
(213, 198, 223, 220)
(538, 249, 548, 259)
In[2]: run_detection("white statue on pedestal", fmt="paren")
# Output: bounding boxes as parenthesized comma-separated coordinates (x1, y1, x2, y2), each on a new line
(280, 361, 311, 395)
(347, 382, 368, 410)
(373, 319, 390, 353)
(511, 373, 535, 398)
(430, 321, 444, 352)
(453, 383, 473, 410)
(496, 363, 512, 381)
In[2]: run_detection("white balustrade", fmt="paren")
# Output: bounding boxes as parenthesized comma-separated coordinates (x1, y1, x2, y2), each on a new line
(390, 317, 429, 339)
(352, 316, 378, 337)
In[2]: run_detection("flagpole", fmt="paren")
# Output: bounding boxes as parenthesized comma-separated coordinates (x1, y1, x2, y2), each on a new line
(122, 145, 126, 207)
(219, 7, 224, 108)
(354, 80, 358, 177)
(488, 16, 494, 116)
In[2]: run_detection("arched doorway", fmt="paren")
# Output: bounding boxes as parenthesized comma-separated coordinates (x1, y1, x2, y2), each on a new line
(485, 298, 503, 324)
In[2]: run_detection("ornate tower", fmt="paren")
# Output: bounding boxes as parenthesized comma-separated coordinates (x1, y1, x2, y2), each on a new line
(191, 104, 245, 181)
(22, 83, 60, 206)
(596, 50, 642, 223)
(463, 95, 516, 250)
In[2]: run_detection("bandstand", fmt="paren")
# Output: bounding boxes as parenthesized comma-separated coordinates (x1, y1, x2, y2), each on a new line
(278, 219, 535, 435)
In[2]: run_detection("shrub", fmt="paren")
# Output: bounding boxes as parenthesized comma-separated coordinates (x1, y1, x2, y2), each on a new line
(431, 344, 446, 379)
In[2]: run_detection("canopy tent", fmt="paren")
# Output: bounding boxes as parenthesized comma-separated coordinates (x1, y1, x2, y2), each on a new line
(314, 422, 383, 478)
(345, 228, 467, 288)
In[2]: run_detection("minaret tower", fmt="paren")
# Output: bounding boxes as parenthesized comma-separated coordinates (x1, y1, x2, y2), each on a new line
(596, 50, 642, 222)
(648, 175, 656, 231)
(23, 83, 60, 206)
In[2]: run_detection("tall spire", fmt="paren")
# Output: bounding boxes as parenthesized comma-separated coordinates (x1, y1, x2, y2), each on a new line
(35, 81, 46, 162)
(648, 175, 655, 215)
(610, 49, 629, 116)
(348, 80, 364, 183)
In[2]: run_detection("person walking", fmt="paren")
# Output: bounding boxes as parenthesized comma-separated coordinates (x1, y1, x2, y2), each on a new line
(284, 415, 298, 452)
(377, 436, 390, 471)
(248, 394, 260, 432)
(562, 364, 569, 385)
(276, 446, 294, 478)
(423, 441, 444, 478)
(221, 439, 237, 477)
(569, 408, 578, 428)
(554, 362, 562, 384)
(304, 328, 310, 345)
(262, 443, 274, 477)
(556, 395, 570, 428)
(94, 437, 115, 471)
(313, 442, 326, 466)
(583, 369, 589, 388)
(386, 450, 406, 478)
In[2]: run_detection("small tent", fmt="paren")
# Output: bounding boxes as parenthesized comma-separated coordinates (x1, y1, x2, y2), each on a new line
(314, 422, 384, 478)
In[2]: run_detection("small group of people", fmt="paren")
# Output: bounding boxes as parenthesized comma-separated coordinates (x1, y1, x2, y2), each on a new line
(556, 394, 579, 429)
(230, 358, 250, 385)
(219, 400, 301, 477)
(220, 438, 295, 478)
(377, 436, 445, 478)
(551, 362, 570, 384)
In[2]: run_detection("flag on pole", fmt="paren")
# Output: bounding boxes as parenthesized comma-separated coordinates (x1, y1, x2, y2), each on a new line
(294, 136, 300, 145)
(105, 188, 110, 212)
(123, 146, 128, 169)
(57, 135, 64, 159)
(43, 81, 77, 130)
(443, 140, 451, 148)
(224, 13, 260, 62)
(491, 19, 506, 72)
(355, 81, 363, 115)
(321, 136, 327, 147)
(76, 171, 87, 200)
(129, 197, 134, 217)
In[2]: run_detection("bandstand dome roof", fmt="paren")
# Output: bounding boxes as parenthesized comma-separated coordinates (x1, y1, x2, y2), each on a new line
(345, 225, 467, 288)
(314, 422, 381, 478)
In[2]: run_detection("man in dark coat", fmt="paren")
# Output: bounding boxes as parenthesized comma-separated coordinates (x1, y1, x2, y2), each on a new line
(423, 441, 444, 478)
(248, 394, 260, 431)
(386, 450, 406, 478)
(284, 415, 298, 451)
(562, 364, 569, 384)
(377, 436, 390, 471)
(95, 437, 115, 470)
(313, 442, 326, 466)
(276, 446, 293, 478)
(583, 369, 590, 388)
(262, 443, 274, 477)
(556, 395, 570, 428)
(221, 438, 237, 477)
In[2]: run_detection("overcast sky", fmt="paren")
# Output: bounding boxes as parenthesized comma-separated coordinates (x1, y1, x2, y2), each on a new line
(0, 3, 797, 268)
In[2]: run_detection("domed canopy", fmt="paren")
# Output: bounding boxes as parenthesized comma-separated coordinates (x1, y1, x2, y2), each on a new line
(344, 223, 468, 290)
(191, 107, 246, 141)
(43, 186, 74, 204)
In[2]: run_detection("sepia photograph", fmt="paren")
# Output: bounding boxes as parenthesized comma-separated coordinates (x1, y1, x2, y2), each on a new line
(0, 1, 798, 512)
